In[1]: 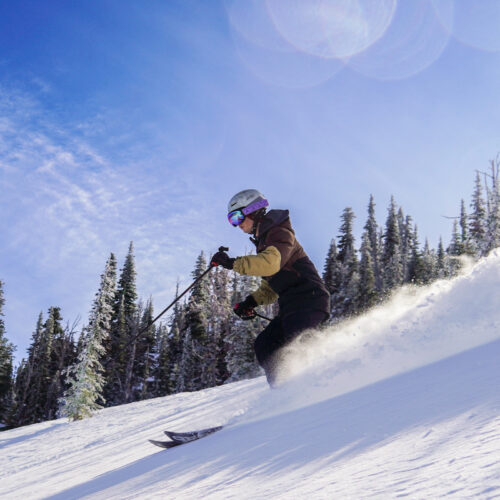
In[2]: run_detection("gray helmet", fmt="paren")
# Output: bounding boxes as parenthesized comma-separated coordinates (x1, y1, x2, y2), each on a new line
(227, 189, 268, 215)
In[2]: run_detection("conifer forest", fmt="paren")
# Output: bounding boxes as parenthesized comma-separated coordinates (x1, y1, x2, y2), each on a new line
(1, 163, 499, 428)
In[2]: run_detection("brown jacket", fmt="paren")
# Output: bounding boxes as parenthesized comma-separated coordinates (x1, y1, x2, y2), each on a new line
(233, 210, 330, 316)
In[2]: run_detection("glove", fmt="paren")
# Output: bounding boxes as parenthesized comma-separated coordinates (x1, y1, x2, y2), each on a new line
(210, 251, 235, 270)
(233, 295, 257, 320)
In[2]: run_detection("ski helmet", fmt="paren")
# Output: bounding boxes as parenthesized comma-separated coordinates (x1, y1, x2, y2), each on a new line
(227, 189, 268, 215)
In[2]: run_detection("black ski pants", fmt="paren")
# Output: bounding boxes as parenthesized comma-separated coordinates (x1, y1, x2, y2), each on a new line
(254, 309, 327, 386)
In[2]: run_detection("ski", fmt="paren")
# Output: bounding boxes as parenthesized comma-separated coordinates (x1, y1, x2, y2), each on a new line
(149, 425, 223, 449)
(148, 439, 183, 449)
(164, 425, 223, 443)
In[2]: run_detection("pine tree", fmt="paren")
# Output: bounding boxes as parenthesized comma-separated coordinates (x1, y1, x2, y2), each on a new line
(117, 242, 138, 320)
(420, 240, 437, 284)
(122, 307, 140, 403)
(436, 238, 446, 278)
(357, 232, 378, 311)
(167, 299, 187, 393)
(0, 281, 14, 423)
(116, 243, 139, 403)
(323, 239, 338, 295)
(469, 172, 487, 255)
(60, 255, 117, 420)
(156, 282, 185, 395)
(176, 252, 210, 392)
(448, 220, 464, 256)
(364, 195, 382, 291)
(485, 159, 500, 253)
(44, 307, 76, 420)
(382, 197, 403, 292)
(401, 214, 414, 282)
(7, 361, 27, 427)
(397, 208, 411, 282)
(105, 246, 138, 405)
(459, 199, 474, 255)
(225, 274, 262, 382)
(131, 300, 157, 401)
(330, 208, 359, 318)
(202, 266, 232, 388)
(9, 313, 44, 426)
(407, 226, 425, 284)
(12, 308, 72, 425)
(153, 322, 170, 396)
(32, 309, 57, 422)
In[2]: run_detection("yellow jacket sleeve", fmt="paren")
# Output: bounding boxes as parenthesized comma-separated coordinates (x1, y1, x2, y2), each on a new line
(233, 246, 281, 277)
(251, 279, 279, 306)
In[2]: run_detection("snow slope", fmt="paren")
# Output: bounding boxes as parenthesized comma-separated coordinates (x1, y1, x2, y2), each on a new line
(2, 251, 500, 499)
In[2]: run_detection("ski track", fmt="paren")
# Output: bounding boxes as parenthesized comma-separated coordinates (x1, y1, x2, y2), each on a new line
(1, 251, 500, 499)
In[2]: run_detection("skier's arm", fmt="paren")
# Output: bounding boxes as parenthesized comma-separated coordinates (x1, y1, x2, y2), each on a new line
(251, 279, 279, 306)
(233, 226, 295, 277)
(233, 246, 281, 276)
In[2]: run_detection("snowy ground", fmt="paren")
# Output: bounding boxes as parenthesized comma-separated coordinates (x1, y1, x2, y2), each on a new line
(2, 252, 500, 499)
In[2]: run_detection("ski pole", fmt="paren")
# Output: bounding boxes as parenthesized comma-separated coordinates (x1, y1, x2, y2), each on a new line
(255, 312, 271, 322)
(140, 246, 229, 335)
(118, 246, 228, 354)
(145, 247, 272, 328)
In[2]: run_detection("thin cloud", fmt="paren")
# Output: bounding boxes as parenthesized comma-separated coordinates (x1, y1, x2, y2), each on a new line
(0, 85, 219, 361)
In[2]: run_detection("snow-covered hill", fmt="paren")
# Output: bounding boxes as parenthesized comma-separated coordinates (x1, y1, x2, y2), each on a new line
(2, 252, 500, 499)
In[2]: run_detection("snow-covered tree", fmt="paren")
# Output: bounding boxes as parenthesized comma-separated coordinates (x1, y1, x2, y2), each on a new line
(152, 322, 170, 396)
(176, 252, 210, 392)
(459, 199, 474, 256)
(469, 172, 487, 255)
(329, 207, 359, 318)
(420, 240, 437, 285)
(60, 255, 117, 420)
(382, 197, 403, 292)
(407, 226, 425, 284)
(9, 313, 44, 426)
(401, 214, 415, 282)
(105, 245, 138, 405)
(116, 242, 138, 320)
(357, 232, 378, 311)
(485, 159, 500, 253)
(45, 308, 77, 420)
(161, 283, 186, 395)
(364, 195, 382, 291)
(225, 274, 262, 382)
(323, 239, 338, 296)
(448, 220, 463, 256)
(436, 238, 446, 279)
(130, 300, 157, 401)
(10, 307, 74, 425)
(202, 267, 231, 388)
(0, 281, 14, 423)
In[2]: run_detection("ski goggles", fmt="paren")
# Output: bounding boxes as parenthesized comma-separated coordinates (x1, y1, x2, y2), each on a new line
(227, 198, 269, 226)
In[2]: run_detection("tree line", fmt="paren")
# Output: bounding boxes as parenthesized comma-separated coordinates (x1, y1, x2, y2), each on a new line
(0, 161, 499, 426)
(324, 161, 500, 319)
(0, 244, 271, 426)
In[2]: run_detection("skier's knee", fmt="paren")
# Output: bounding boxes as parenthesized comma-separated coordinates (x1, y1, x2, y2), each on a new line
(253, 333, 268, 365)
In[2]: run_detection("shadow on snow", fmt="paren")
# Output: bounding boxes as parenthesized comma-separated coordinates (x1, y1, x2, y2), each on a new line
(48, 338, 500, 499)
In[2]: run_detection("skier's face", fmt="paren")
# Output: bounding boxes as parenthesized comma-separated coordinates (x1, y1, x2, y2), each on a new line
(239, 216, 254, 234)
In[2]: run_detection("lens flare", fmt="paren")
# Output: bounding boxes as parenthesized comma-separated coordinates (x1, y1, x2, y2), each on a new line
(226, 0, 345, 88)
(348, 0, 452, 81)
(432, 0, 500, 53)
(226, 0, 292, 52)
(266, 0, 397, 59)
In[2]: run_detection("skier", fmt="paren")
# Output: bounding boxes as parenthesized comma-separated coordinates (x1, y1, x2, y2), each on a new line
(210, 189, 330, 386)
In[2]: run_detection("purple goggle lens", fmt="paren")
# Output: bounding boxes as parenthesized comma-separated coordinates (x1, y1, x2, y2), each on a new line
(227, 198, 269, 226)
(228, 210, 245, 226)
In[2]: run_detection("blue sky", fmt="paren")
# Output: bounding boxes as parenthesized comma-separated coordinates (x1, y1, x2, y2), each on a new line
(2, 0, 500, 363)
